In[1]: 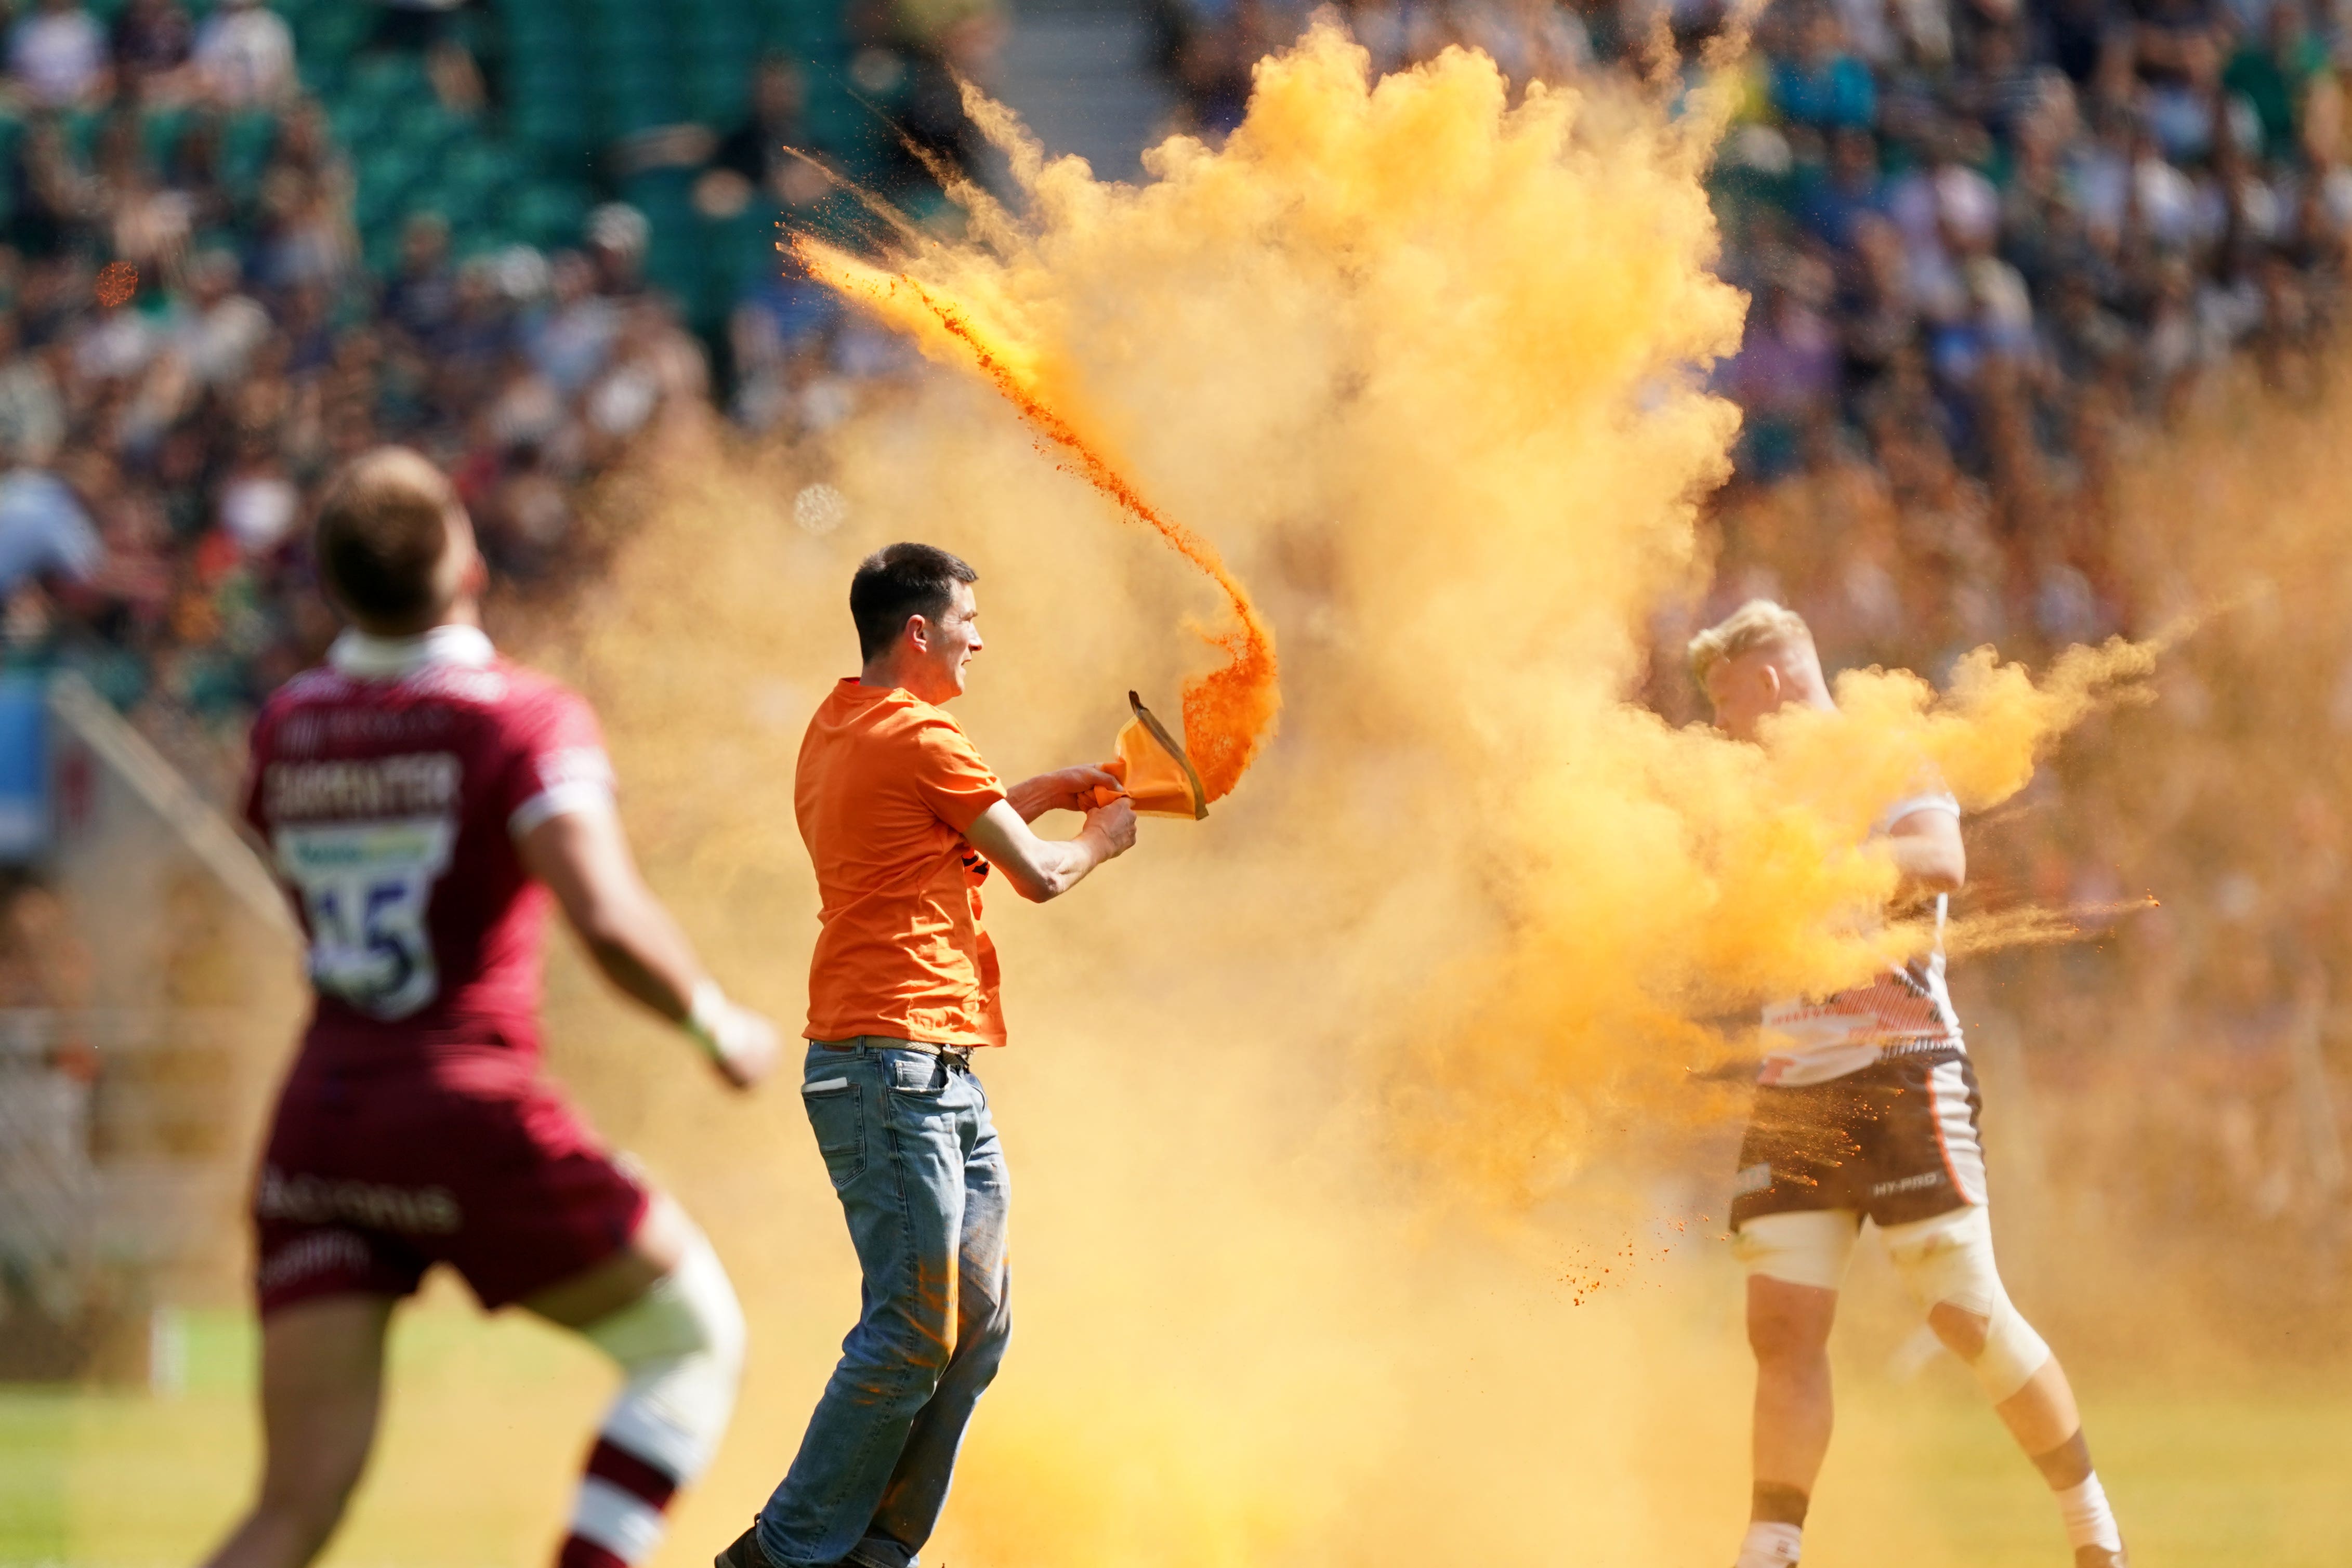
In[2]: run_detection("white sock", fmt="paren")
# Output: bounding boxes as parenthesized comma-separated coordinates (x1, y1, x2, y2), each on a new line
(1734, 1521, 1803, 1568)
(2056, 1472, 2123, 1552)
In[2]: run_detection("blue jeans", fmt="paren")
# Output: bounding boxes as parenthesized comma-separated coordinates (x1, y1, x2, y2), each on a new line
(756, 1040, 1012, 1568)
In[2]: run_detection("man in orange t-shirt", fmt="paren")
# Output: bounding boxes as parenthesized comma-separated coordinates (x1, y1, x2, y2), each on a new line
(721, 543, 1135, 1568)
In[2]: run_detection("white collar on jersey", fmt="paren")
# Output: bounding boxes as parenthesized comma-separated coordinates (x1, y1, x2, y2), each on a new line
(327, 624, 496, 678)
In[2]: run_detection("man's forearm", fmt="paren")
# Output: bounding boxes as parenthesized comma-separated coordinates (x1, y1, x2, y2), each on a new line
(574, 892, 706, 1023)
(518, 805, 777, 1088)
(1005, 768, 1112, 823)
(965, 796, 1135, 901)
(1005, 776, 1059, 823)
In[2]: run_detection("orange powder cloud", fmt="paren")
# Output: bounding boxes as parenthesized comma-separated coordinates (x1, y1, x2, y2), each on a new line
(792, 243, 1279, 801)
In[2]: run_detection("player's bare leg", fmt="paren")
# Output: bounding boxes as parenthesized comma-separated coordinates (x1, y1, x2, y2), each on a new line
(200, 1296, 396, 1568)
(1926, 1300, 2081, 1450)
(525, 1194, 747, 1568)
(1925, 1303, 2126, 1567)
(523, 1194, 694, 1329)
(1740, 1275, 1836, 1567)
(1749, 1277, 1837, 1492)
(1882, 1208, 2125, 1566)
(1730, 1207, 1859, 1567)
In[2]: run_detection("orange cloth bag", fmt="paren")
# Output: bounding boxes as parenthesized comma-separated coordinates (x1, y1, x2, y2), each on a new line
(1094, 691, 1208, 819)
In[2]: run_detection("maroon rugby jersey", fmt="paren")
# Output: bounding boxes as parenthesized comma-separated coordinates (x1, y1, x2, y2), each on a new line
(243, 625, 613, 1067)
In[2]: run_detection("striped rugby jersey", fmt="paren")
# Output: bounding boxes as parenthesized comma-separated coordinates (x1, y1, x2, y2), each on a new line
(1757, 790, 1965, 1087)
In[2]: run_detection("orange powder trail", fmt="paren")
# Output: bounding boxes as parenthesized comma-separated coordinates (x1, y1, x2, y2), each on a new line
(792, 242, 1279, 800)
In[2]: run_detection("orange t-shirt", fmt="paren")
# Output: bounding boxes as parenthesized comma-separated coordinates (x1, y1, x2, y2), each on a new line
(796, 679, 1010, 1047)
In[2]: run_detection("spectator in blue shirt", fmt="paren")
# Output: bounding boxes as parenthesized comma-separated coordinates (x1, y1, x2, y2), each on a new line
(0, 469, 100, 599)
(1772, 5, 1876, 130)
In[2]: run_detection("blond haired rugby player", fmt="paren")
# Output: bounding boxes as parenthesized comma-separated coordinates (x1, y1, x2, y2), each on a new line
(1693, 601, 2127, 1568)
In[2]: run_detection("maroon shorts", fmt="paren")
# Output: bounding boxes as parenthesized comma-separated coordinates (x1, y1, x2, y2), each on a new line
(252, 1051, 648, 1316)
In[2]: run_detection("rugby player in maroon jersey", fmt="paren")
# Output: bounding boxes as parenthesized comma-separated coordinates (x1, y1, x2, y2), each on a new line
(200, 449, 780, 1568)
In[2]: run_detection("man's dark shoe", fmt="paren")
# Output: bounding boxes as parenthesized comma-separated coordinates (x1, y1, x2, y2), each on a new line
(716, 1525, 774, 1568)
(2075, 1548, 2128, 1568)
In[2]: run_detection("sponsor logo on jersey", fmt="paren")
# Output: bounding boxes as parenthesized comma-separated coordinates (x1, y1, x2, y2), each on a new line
(1735, 1161, 1775, 1197)
(257, 1229, 377, 1293)
(279, 705, 456, 755)
(1870, 1170, 1947, 1197)
(266, 753, 463, 822)
(258, 1166, 464, 1234)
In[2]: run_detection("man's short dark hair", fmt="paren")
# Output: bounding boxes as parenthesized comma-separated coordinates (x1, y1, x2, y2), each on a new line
(315, 447, 458, 627)
(850, 543, 978, 662)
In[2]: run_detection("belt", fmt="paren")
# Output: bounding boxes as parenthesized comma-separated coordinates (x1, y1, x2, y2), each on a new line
(816, 1035, 975, 1068)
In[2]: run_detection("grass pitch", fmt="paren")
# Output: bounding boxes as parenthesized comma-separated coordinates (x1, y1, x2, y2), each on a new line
(3, 1296, 2347, 1568)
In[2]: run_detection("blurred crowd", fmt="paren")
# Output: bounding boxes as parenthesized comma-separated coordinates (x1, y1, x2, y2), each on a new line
(0, 211, 716, 762)
(0, 4, 751, 782)
(57, 0, 2350, 757)
(1154, 0, 2352, 672)
(1692, 0, 2351, 693)
(0, 0, 1018, 774)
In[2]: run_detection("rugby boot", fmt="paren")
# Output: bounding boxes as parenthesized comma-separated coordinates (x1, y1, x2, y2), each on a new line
(2074, 1548, 2128, 1568)
(715, 1525, 776, 1568)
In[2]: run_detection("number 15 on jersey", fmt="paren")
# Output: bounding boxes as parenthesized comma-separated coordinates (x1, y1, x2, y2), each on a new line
(275, 817, 457, 1020)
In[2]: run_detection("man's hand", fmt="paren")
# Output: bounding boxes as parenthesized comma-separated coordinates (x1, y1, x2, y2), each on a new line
(1082, 797, 1137, 859)
(687, 982, 782, 1091)
(1006, 766, 1124, 823)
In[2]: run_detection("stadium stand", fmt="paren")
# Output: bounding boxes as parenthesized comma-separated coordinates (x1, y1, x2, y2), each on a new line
(0, 0, 1006, 783)
(1159, 0, 2348, 674)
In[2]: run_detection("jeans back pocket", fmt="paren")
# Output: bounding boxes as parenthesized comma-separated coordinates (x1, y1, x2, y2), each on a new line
(801, 1076, 866, 1190)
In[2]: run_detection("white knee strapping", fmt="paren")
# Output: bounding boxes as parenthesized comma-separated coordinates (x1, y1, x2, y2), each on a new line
(579, 1229, 747, 1482)
(1878, 1204, 2050, 1402)
(1731, 1208, 1862, 1292)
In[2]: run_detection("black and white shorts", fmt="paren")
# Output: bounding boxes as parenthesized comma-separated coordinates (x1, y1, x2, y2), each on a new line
(1730, 1049, 1987, 1231)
